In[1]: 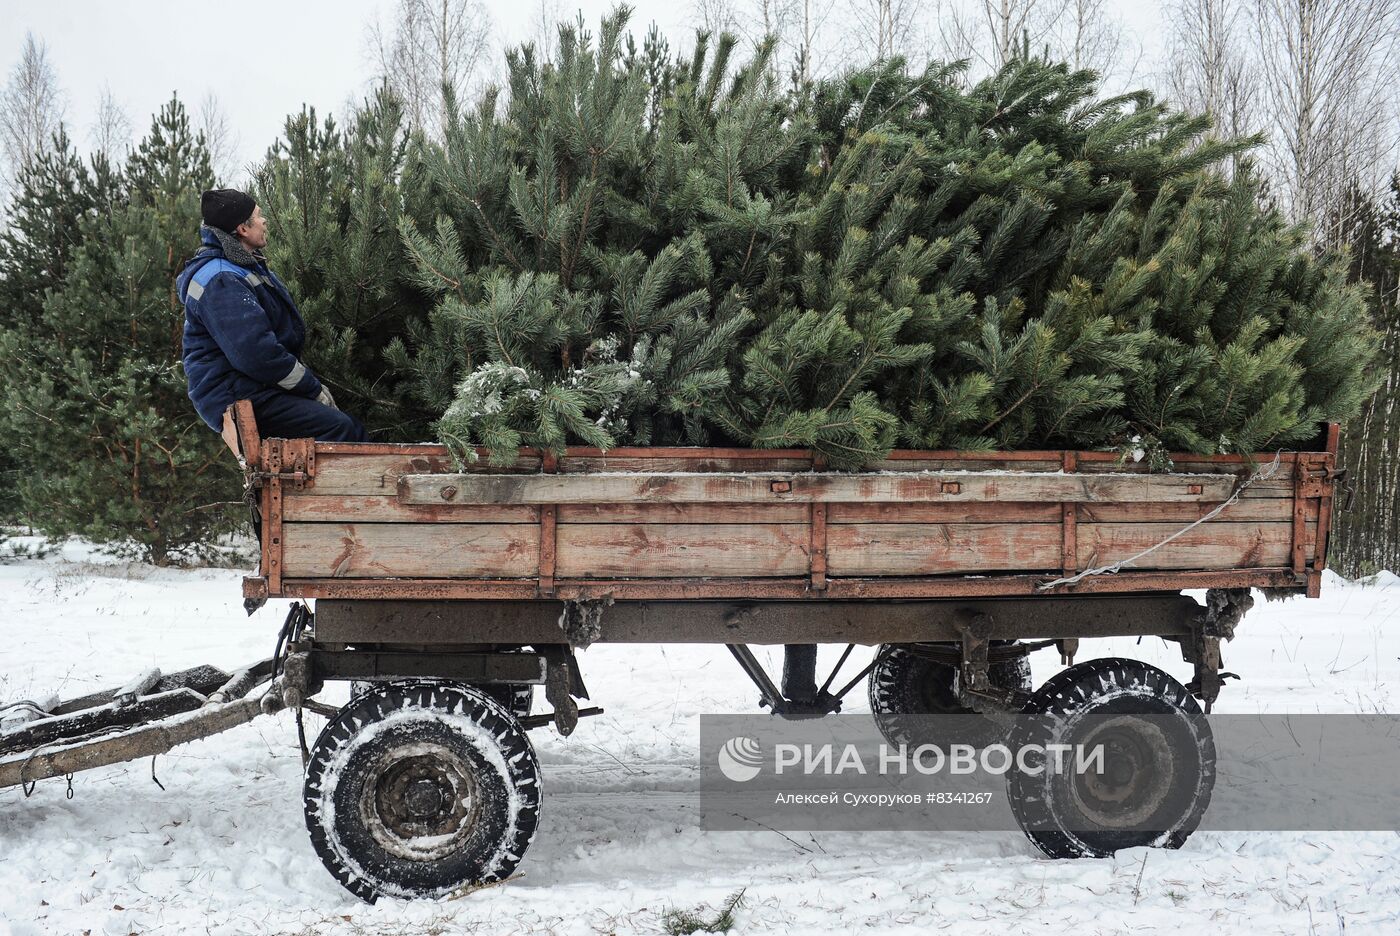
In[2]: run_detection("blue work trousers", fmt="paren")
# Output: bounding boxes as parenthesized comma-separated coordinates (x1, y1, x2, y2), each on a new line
(252, 391, 369, 442)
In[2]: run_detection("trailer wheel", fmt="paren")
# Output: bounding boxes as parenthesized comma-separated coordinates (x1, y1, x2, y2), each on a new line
(303, 680, 541, 902)
(868, 643, 1031, 746)
(1007, 658, 1214, 860)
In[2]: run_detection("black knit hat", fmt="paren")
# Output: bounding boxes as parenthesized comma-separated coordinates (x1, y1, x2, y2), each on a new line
(201, 188, 256, 234)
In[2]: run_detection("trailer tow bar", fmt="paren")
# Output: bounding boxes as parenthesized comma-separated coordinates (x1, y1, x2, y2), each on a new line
(0, 658, 276, 794)
(0, 606, 323, 795)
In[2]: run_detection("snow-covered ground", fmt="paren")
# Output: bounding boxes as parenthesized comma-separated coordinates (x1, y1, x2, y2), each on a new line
(2, 541, 1398, 935)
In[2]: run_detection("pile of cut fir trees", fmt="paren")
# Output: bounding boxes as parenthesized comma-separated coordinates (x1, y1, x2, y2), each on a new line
(390, 10, 1379, 469)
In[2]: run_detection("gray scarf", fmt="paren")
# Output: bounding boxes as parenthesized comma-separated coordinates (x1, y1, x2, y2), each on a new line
(202, 223, 264, 268)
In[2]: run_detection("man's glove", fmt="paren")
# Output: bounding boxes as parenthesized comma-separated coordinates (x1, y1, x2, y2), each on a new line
(316, 385, 338, 410)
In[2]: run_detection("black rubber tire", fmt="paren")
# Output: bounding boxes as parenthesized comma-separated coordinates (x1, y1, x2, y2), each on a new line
(867, 643, 1032, 747)
(351, 681, 533, 719)
(303, 680, 541, 902)
(1007, 657, 1215, 860)
(483, 683, 534, 719)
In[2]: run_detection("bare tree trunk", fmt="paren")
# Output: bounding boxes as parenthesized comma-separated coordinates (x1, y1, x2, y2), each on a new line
(1050, 0, 1132, 77)
(530, 0, 566, 61)
(692, 0, 742, 36)
(1329, 182, 1400, 578)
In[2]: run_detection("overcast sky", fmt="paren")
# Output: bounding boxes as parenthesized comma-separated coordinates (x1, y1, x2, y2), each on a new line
(3, 0, 1168, 180)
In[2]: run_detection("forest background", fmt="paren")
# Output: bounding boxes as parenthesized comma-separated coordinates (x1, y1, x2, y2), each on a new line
(0, 0, 1396, 577)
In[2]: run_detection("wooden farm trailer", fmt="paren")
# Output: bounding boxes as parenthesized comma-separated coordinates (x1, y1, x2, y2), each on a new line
(2, 404, 1344, 902)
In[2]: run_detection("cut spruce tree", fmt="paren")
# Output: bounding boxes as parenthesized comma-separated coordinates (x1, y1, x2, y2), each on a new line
(385, 9, 1379, 467)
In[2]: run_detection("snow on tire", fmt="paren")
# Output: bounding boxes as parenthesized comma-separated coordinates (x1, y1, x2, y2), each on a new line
(352, 674, 532, 721)
(1007, 657, 1215, 860)
(483, 683, 533, 719)
(303, 679, 541, 902)
(351, 680, 533, 718)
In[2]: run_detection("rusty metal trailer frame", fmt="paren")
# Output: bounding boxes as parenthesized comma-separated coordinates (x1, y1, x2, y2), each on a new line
(309, 594, 1204, 645)
(202, 407, 1336, 725)
(215, 401, 1342, 722)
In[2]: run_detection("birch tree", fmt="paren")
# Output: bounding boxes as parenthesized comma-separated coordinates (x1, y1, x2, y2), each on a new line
(89, 86, 132, 165)
(691, 0, 742, 36)
(198, 92, 240, 183)
(0, 32, 65, 191)
(790, 0, 841, 81)
(366, 0, 493, 139)
(690, 0, 839, 82)
(935, 0, 1070, 72)
(846, 0, 925, 61)
(1253, 0, 1400, 235)
(742, 0, 844, 81)
(529, 0, 566, 61)
(1049, 0, 1138, 84)
(1164, 0, 1255, 148)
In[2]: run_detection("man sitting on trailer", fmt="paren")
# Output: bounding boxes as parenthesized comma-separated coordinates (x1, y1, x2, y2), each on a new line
(178, 188, 368, 442)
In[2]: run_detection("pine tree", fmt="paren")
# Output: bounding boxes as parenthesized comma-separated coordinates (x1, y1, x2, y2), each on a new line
(253, 89, 436, 438)
(0, 132, 122, 522)
(0, 99, 241, 563)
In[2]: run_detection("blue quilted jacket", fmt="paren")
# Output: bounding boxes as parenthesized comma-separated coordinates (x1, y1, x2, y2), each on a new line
(178, 227, 322, 430)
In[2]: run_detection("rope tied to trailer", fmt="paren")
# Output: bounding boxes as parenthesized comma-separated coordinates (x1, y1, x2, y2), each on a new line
(1036, 449, 1289, 591)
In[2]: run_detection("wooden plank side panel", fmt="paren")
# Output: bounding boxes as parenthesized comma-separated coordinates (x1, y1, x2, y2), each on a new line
(1078, 458, 1295, 499)
(313, 452, 544, 496)
(555, 523, 810, 578)
(279, 518, 1314, 580)
(284, 494, 539, 524)
(1076, 500, 1314, 523)
(279, 568, 1306, 602)
(279, 448, 1321, 587)
(867, 457, 1063, 473)
(282, 523, 540, 579)
(826, 520, 1313, 576)
(557, 501, 1309, 524)
(558, 503, 811, 524)
(829, 503, 1062, 523)
(559, 456, 815, 473)
(1076, 521, 1314, 570)
(400, 471, 1238, 506)
(827, 524, 1063, 575)
(1075, 455, 1295, 473)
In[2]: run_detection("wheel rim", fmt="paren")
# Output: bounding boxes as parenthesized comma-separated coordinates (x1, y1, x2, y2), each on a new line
(359, 741, 483, 862)
(1066, 717, 1178, 831)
